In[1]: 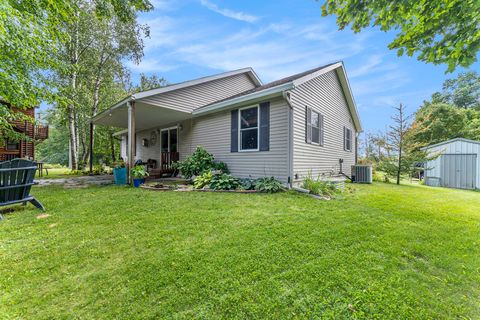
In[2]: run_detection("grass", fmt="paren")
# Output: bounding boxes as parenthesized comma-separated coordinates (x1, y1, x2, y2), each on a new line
(36, 167, 76, 179)
(1, 183, 479, 319)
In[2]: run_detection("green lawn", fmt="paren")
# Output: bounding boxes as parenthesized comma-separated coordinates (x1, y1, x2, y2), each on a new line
(1, 183, 479, 319)
(36, 167, 75, 179)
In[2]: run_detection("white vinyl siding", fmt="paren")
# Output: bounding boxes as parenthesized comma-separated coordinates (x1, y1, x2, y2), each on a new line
(140, 73, 257, 113)
(179, 97, 289, 182)
(291, 70, 357, 181)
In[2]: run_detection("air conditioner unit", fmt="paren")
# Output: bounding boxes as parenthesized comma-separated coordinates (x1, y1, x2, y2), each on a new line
(352, 165, 372, 184)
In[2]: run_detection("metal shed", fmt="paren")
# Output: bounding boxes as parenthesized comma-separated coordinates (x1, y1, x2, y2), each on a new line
(423, 138, 480, 190)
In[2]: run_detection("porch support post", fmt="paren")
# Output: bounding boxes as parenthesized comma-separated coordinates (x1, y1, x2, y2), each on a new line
(127, 99, 136, 184)
(89, 121, 93, 174)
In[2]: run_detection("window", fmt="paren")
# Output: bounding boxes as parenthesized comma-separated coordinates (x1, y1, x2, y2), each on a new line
(306, 107, 324, 146)
(6, 139, 19, 151)
(344, 127, 352, 151)
(239, 106, 259, 151)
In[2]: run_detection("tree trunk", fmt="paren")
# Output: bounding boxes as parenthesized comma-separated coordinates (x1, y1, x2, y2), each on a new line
(68, 14, 80, 170)
(85, 75, 102, 166)
(67, 99, 78, 170)
(396, 146, 402, 185)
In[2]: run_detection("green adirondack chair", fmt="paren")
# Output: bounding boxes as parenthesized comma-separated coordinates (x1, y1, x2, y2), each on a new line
(0, 159, 45, 217)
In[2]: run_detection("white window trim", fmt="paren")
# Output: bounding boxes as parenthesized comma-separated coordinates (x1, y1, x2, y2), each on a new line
(307, 108, 324, 146)
(160, 126, 178, 153)
(310, 110, 321, 146)
(238, 104, 260, 152)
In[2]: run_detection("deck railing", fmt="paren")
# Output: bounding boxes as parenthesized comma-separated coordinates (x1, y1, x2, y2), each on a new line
(161, 152, 179, 171)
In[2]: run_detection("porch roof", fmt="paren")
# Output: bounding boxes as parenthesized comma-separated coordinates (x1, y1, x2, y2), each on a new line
(92, 100, 191, 130)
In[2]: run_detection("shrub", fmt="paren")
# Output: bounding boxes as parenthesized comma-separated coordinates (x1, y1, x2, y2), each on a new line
(254, 177, 285, 193)
(174, 147, 228, 179)
(239, 178, 256, 190)
(301, 172, 340, 197)
(213, 161, 229, 174)
(91, 164, 108, 175)
(209, 173, 241, 190)
(193, 171, 213, 189)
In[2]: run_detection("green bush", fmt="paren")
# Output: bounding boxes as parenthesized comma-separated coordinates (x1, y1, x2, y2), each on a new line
(301, 172, 340, 197)
(131, 165, 149, 179)
(212, 161, 230, 174)
(209, 173, 241, 190)
(239, 178, 256, 190)
(174, 147, 228, 179)
(193, 171, 213, 189)
(254, 177, 285, 193)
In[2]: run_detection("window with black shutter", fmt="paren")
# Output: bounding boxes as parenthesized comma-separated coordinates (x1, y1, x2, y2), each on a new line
(344, 127, 352, 151)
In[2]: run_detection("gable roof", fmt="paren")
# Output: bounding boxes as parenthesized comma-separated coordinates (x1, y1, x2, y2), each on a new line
(133, 67, 262, 100)
(193, 61, 362, 132)
(422, 138, 480, 150)
(92, 67, 262, 124)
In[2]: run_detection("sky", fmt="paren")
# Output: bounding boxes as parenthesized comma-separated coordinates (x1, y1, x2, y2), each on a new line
(125, 0, 479, 133)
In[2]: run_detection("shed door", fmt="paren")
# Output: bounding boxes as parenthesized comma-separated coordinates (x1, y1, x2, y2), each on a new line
(440, 154, 476, 189)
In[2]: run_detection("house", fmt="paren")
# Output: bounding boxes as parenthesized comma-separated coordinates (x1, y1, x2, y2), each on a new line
(0, 103, 48, 162)
(92, 61, 362, 185)
(423, 138, 480, 190)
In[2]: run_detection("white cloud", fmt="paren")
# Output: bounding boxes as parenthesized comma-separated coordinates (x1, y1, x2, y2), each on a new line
(199, 0, 259, 23)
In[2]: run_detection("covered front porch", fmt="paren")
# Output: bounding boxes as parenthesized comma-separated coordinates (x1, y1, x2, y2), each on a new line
(91, 97, 191, 183)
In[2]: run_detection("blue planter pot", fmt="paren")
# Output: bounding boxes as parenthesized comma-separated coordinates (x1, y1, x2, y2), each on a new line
(113, 167, 127, 185)
(133, 178, 145, 188)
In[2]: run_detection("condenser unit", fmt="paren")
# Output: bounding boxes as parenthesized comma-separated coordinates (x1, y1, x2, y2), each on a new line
(352, 165, 372, 184)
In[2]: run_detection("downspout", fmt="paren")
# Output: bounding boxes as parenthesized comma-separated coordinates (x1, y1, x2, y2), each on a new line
(283, 90, 294, 189)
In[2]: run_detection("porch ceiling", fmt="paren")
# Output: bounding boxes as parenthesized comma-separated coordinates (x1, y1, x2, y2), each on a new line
(93, 101, 191, 130)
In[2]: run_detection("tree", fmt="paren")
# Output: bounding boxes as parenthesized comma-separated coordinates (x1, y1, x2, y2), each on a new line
(320, 0, 480, 72)
(0, 0, 152, 146)
(52, 0, 150, 169)
(136, 74, 168, 92)
(464, 109, 480, 141)
(430, 72, 480, 109)
(408, 103, 467, 147)
(387, 104, 409, 184)
(378, 104, 431, 184)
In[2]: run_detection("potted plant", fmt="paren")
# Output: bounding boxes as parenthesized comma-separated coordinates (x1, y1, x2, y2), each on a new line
(113, 160, 127, 185)
(131, 165, 149, 187)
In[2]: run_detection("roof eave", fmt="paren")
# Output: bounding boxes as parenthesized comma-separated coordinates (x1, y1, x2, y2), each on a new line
(294, 61, 362, 133)
(421, 137, 480, 150)
(91, 96, 132, 124)
(134, 68, 262, 100)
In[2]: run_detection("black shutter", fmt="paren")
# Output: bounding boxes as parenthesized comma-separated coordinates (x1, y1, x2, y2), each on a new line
(305, 106, 312, 144)
(343, 126, 346, 151)
(231, 109, 238, 152)
(319, 114, 324, 146)
(259, 102, 270, 151)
